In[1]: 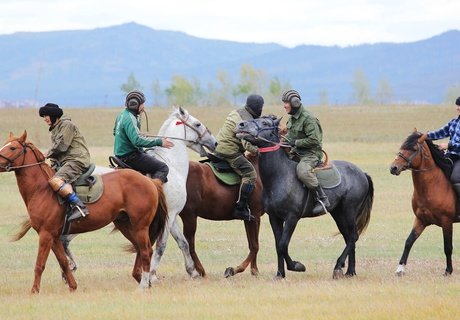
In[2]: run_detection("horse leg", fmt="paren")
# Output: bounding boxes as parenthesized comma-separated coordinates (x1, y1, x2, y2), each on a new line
(132, 227, 154, 289)
(60, 234, 78, 273)
(441, 220, 453, 276)
(52, 239, 77, 291)
(224, 216, 261, 278)
(168, 218, 200, 278)
(31, 232, 54, 293)
(281, 217, 305, 273)
(181, 213, 206, 277)
(396, 218, 426, 276)
(331, 213, 358, 278)
(114, 221, 142, 283)
(150, 222, 171, 281)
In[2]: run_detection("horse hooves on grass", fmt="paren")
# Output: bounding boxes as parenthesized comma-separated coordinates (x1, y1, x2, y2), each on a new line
(224, 267, 235, 278)
(443, 271, 452, 277)
(250, 268, 259, 276)
(288, 261, 306, 272)
(333, 269, 344, 279)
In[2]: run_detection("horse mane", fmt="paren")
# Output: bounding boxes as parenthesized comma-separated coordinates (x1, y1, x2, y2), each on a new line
(403, 131, 452, 178)
(157, 109, 179, 135)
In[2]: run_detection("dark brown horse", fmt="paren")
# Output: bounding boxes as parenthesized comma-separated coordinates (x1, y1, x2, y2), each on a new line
(390, 131, 460, 276)
(179, 155, 263, 277)
(1, 132, 168, 293)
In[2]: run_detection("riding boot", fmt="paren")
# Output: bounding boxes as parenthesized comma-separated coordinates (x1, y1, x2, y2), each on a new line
(233, 182, 255, 221)
(66, 192, 89, 222)
(453, 183, 460, 198)
(311, 185, 330, 216)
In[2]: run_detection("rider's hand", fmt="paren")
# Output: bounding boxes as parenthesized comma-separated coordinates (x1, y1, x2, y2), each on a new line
(288, 139, 296, 147)
(438, 142, 448, 150)
(162, 138, 174, 149)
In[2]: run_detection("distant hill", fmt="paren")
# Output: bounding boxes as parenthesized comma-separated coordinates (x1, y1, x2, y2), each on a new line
(0, 22, 459, 107)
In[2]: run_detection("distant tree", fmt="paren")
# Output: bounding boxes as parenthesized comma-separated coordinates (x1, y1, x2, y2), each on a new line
(375, 77, 394, 105)
(120, 72, 143, 94)
(351, 69, 372, 105)
(151, 79, 164, 107)
(205, 70, 233, 107)
(318, 89, 329, 106)
(233, 64, 267, 104)
(444, 83, 460, 105)
(268, 76, 291, 105)
(165, 75, 199, 106)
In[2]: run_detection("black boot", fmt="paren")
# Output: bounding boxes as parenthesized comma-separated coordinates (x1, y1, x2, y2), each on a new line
(66, 192, 89, 222)
(453, 183, 460, 198)
(233, 183, 255, 221)
(311, 186, 330, 216)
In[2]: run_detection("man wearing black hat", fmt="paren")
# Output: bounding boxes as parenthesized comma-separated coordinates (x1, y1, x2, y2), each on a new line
(215, 94, 264, 221)
(39, 103, 91, 222)
(282, 89, 330, 215)
(427, 96, 460, 197)
(113, 90, 174, 183)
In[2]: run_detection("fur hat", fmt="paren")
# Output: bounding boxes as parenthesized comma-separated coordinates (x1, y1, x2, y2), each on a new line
(39, 103, 63, 123)
(456, 96, 460, 106)
(282, 89, 302, 109)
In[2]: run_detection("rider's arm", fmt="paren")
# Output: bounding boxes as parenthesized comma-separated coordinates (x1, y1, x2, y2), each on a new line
(47, 121, 75, 158)
(294, 118, 322, 149)
(427, 121, 452, 141)
(124, 113, 163, 148)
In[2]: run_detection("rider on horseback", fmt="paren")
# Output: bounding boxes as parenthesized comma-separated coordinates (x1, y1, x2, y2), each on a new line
(215, 94, 264, 221)
(281, 89, 330, 215)
(39, 103, 91, 222)
(427, 96, 460, 197)
(113, 90, 174, 183)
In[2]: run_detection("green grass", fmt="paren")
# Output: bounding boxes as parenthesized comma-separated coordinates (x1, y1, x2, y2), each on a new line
(0, 104, 459, 319)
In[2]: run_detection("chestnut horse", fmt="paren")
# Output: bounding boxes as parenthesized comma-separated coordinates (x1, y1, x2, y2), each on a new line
(1, 132, 168, 293)
(180, 155, 263, 277)
(390, 131, 460, 276)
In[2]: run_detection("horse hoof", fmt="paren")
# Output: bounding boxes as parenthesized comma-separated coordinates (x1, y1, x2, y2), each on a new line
(273, 274, 284, 281)
(395, 271, 405, 277)
(443, 271, 452, 277)
(333, 269, 344, 279)
(224, 267, 235, 278)
(250, 268, 259, 276)
(345, 271, 356, 278)
(288, 261, 306, 272)
(190, 270, 201, 279)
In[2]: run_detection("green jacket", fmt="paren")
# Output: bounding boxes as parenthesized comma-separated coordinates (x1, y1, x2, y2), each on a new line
(215, 107, 258, 157)
(47, 115, 91, 167)
(286, 106, 323, 159)
(113, 108, 163, 157)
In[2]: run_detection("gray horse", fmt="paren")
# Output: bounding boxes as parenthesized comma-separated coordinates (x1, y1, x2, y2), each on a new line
(235, 115, 373, 279)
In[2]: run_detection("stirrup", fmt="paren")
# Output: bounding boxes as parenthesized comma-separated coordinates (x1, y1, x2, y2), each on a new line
(232, 207, 254, 222)
(311, 199, 328, 216)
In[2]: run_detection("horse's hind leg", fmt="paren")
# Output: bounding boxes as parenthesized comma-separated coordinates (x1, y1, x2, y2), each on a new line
(52, 239, 77, 291)
(114, 221, 142, 283)
(150, 222, 170, 281)
(441, 221, 453, 276)
(181, 213, 206, 277)
(31, 232, 54, 293)
(168, 218, 200, 278)
(396, 218, 426, 276)
(131, 227, 154, 289)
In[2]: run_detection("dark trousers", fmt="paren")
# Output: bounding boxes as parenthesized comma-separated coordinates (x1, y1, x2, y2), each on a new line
(122, 151, 169, 183)
(450, 158, 460, 184)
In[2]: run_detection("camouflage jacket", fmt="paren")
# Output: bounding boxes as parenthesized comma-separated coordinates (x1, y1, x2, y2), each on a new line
(286, 106, 323, 159)
(215, 107, 259, 157)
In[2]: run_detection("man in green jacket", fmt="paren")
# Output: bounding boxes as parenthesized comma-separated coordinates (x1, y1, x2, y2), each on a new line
(39, 103, 91, 222)
(114, 90, 173, 183)
(282, 89, 330, 215)
(215, 94, 264, 221)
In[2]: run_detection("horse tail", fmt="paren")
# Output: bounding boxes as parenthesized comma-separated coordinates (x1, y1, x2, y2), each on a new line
(11, 218, 32, 242)
(148, 179, 169, 246)
(356, 173, 374, 235)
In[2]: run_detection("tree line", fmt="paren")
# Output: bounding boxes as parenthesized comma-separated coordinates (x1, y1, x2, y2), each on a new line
(121, 65, 460, 107)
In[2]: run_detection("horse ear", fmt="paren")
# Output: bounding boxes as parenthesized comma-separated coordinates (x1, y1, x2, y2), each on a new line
(418, 132, 427, 143)
(8, 132, 14, 139)
(179, 106, 188, 118)
(274, 118, 281, 127)
(19, 130, 27, 142)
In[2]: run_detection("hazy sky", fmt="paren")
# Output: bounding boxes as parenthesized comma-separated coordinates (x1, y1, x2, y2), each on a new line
(1, 0, 459, 47)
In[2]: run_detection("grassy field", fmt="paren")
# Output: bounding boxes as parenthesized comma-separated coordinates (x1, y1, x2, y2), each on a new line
(0, 104, 460, 319)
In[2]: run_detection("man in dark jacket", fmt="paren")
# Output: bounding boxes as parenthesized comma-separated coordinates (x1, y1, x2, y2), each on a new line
(39, 103, 91, 222)
(282, 89, 330, 215)
(215, 94, 264, 221)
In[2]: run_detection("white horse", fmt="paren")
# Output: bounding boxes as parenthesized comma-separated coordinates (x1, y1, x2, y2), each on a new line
(65, 107, 217, 280)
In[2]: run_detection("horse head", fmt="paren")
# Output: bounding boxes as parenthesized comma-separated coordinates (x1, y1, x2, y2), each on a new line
(235, 115, 281, 148)
(0, 131, 41, 172)
(167, 106, 217, 156)
(390, 130, 431, 175)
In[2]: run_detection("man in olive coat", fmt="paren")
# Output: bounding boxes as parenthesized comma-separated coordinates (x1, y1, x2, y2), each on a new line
(282, 89, 330, 215)
(215, 94, 264, 221)
(39, 103, 91, 222)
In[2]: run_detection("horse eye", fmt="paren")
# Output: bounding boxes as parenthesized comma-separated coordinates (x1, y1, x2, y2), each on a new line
(10, 146, 16, 151)
(195, 123, 201, 127)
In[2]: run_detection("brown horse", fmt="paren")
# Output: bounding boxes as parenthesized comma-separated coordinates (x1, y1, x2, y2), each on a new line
(179, 155, 263, 277)
(1, 132, 168, 293)
(390, 131, 460, 276)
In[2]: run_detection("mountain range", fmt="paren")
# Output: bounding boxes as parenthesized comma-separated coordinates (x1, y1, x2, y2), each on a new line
(0, 22, 459, 107)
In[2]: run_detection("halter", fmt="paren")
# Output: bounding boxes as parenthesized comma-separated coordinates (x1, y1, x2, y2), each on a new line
(243, 118, 290, 151)
(0, 141, 46, 172)
(396, 142, 435, 172)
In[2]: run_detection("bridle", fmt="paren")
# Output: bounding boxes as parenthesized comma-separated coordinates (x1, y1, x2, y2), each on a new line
(396, 142, 435, 172)
(0, 141, 46, 172)
(242, 118, 290, 152)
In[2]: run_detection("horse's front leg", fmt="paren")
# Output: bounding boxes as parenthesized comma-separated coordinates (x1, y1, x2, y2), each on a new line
(31, 231, 54, 294)
(281, 217, 305, 273)
(224, 215, 261, 278)
(180, 213, 206, 276)
(52, 239, 77, 291)
(133, 228, 153, 289)
(441, 220, 453, 276)
(395, 218, 426, 276)
(168, 218, 200, 278)
(150, 222, 171, 281)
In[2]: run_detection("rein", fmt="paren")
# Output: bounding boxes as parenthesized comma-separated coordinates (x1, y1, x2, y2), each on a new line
(396, 142, 436, 172)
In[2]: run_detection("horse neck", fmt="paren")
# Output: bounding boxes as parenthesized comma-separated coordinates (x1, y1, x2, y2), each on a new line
(155, 117, 189, 175)
(259, 148, 288, 186)
(14, 157, 52, 206)
(411, 146, 448, 192)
